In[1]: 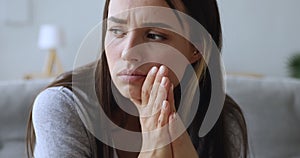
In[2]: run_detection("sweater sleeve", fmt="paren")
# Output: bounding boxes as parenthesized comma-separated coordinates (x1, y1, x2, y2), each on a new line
(32, 86, 94, 158)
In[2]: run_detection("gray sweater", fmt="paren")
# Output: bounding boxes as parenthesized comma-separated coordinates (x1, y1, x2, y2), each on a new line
(32, 86, 103, 158)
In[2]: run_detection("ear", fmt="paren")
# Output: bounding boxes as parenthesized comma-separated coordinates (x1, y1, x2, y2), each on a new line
(190, 50, 202, 64)
(189, 43, 203, 64)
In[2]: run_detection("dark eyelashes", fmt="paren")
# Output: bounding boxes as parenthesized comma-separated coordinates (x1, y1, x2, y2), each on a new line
(107, 28, 168, 41)
(147, 33, 167, 40)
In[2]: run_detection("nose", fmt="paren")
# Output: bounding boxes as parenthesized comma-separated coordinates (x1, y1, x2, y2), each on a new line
(121, 31, 143, 62)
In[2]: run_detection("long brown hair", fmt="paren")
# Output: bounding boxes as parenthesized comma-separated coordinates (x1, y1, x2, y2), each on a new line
(26, 0, 248, 157)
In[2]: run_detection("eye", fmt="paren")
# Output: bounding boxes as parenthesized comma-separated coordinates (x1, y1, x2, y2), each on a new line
(108, 28, 126, 38)
(147, 32, 167, 41)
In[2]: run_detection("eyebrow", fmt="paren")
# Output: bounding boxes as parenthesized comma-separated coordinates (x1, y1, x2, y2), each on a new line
(108, 16, 127, 24)
(141, 22, 174, 30)
(108, 16, 174, 30)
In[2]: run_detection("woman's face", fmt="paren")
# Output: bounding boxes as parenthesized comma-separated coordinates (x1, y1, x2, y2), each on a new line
(105, 0, 200, 101)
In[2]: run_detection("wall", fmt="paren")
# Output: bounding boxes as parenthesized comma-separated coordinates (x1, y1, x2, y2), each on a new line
(0, 0, 103, 81)
(0, 0, 299, 81)
(218, 0, 300, 77)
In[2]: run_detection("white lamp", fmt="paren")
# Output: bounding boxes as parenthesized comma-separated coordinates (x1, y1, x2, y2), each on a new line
(38, 24, 64, 77)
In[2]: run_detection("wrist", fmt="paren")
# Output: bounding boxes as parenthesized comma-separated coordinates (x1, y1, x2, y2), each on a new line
(138, 144, 172, 158)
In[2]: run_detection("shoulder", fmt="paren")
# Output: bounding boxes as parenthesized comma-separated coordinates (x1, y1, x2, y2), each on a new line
(32, 86, 96, 157)
(34, 86, 75, 105)
(32, 86, 76, 121)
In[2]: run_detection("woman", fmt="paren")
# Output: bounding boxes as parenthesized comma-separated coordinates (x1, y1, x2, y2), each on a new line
(26, 0, 248, 157)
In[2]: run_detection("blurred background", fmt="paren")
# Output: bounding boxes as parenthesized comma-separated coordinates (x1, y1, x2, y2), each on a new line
(0, 0, 299, 80)
(0, 0, 104, 80)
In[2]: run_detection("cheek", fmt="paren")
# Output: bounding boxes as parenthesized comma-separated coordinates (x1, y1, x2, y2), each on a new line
(176, 43, 193, 61)
(106, 52, 117, 68)
(105, 45, 121, 73)
(150, 51, 189, 86)
(105, 33, 121, 69)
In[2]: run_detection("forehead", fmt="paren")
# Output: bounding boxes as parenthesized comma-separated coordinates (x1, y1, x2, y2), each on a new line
(107, 0, 186, 34)
(108, 0, 170, 14)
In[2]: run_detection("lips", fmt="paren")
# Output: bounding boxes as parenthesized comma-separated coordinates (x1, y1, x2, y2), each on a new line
(117, 69, 147, 82)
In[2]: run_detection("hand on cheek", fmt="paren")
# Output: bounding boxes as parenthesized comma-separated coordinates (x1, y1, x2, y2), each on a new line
(137, 65, 198, 158)
(139, 65, 174, 131)
(137, 65, 174, 157)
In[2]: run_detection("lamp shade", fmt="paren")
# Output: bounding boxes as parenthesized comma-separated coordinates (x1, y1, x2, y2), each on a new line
(38, 25, 64, 50)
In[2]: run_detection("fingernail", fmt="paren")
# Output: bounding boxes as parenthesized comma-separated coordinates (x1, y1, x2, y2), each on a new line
(161, 77, 167, 86)
(171, 84, 174, 91)
(149, 66, 158, 75)
(159, 66, 166, 75)
(162, 100, 167, 109)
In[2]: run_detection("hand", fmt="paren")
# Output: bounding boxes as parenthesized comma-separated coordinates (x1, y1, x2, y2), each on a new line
(135, 65, 198, 158)
(152, 67, 198, 158)
(135, 65, 173, 158)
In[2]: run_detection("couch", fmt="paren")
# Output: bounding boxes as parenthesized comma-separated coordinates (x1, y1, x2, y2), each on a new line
(0, 76, 299, 158)
(0, 79, 51, 158)
(226, 76, 300, 158)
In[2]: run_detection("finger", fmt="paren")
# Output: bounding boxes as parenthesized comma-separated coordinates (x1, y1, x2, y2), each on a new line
(141, 66, 158, 105)
(153, 76, 170, 112)
(148, 65, 168, 108)
(168, 84, 176, 112)
(158, 100, 171, 127)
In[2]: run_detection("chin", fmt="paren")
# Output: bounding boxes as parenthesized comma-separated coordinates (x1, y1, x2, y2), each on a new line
(117, 85, 141, 100)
